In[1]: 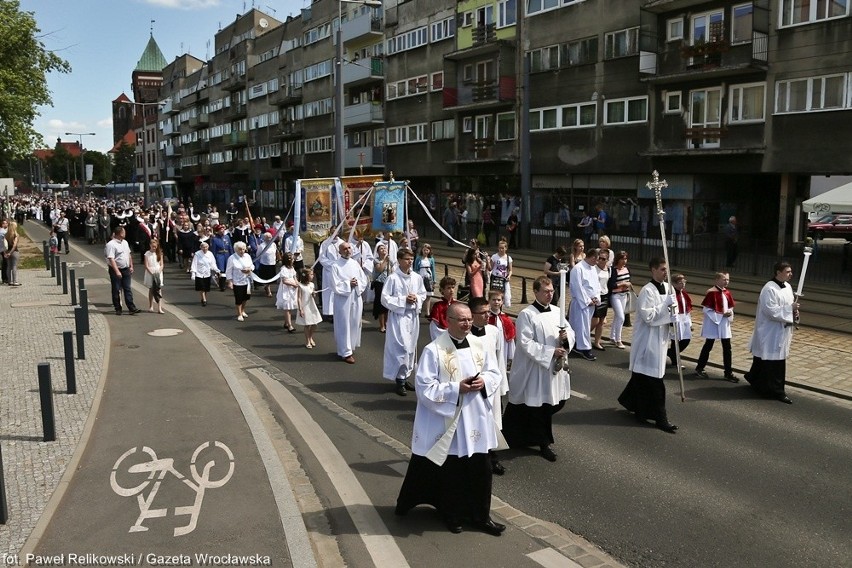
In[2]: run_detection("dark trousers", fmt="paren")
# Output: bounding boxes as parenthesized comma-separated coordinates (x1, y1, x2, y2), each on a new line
(696, 338, 732, 374)
(745, 357, 787, 398)
(1, 255, 8, 283)
(109, 267, 136, 312)
(725, 240, 738, 267)
(668, 338, 691, 364)
(56, 231, 69, 253)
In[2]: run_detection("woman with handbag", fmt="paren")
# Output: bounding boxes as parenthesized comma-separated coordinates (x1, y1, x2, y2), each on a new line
(464, 246, 489, 299)
(608, 251, 632, 349)
(490, 238, 513, 307)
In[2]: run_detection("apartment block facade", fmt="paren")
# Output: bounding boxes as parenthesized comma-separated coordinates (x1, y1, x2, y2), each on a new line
(151, 0, 852, 251)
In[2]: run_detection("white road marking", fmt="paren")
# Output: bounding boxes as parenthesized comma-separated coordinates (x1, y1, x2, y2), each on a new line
(249, 368, 410, 568)
(147, 328, 185, 337)
(527, 548, 584, 568)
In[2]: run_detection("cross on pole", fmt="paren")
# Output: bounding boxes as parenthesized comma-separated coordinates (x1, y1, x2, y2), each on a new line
(645, 169, 685, 401)
(358, 152, 366, 175)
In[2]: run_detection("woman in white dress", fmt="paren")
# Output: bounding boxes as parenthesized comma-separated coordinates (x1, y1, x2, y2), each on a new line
(296, 268, 322, 348)
(143, 238, 165, 313)
(275, 252, 299, 332)
(490, 238, 513, 307)
(190, 241, 219, 306)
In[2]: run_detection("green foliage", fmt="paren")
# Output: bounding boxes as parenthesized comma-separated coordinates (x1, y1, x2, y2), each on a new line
(0, 0, 71, 173)
(85, 150, 112, 184)
(47, 140, 72, 183)
(112, 142, 135, 183)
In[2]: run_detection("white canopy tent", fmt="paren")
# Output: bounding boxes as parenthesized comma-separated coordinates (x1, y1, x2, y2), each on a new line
(802, 181, 852, 214)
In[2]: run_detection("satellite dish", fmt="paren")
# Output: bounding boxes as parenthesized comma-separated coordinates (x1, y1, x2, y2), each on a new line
(259, 18, 269, 29)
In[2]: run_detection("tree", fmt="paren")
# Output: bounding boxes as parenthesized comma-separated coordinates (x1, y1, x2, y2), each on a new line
(47, 140, 72, 183)
(85, 150, 112, 185)
(111, 142, 135, 183)
(0, 1, 71, 175)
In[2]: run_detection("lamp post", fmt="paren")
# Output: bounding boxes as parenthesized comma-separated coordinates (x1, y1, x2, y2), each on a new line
(130, 101, 163, 208)
(64, 132, 95, 195)
(335, 0, 382, 178)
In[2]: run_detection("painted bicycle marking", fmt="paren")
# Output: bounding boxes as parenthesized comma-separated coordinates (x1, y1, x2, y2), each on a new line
(109, 441, 235, 536)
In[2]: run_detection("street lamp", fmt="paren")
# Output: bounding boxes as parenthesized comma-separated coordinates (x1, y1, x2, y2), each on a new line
(130, 101, 163, 208)
(64, 132, 95, 195)
(335, 0, 382, 178)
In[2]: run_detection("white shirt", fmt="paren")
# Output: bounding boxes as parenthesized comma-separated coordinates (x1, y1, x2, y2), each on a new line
(105, 238, 132, 269)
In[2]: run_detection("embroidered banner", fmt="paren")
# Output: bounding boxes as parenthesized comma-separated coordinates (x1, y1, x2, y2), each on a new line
(372, 180, 406, 233)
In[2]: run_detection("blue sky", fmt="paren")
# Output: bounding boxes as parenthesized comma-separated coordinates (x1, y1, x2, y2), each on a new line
(22, 0, 306, 154)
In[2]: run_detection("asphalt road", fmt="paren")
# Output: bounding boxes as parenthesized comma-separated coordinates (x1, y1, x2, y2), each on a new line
(57, 234, 852, 568)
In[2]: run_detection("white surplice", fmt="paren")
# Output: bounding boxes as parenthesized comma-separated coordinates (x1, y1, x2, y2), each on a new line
(412, 333, 501, 462)
(568, 260, 601, 351)
(381, 267, 427, 381)
(319, 236, 342, 315)
(629, 281, 674, 378)
(331, 256, 368, 357)
(749, 280, 795, 360)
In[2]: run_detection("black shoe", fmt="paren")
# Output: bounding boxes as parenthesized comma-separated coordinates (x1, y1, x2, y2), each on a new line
(129, 307, 141, 315)
(404, 380, 415, 391)
(445, 520, 463, 534)
(778, 396, 793, 404)
(115, 309, 122, 316)
(580, 350, 596, 361)
(394, 504, 407, 516)
(395, 384, 407, 396)
(694, 369, 709, 379)
(724, 373, 739, 383)
(657, 422, 679, 433)
(474, 518, 505, 536)
(201, 300, 207, 307)
(491, 461, 506, 476)
(540, 446, 557, 462)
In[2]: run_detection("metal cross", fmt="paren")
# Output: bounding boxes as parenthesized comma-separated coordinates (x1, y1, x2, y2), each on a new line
(646, 170, 669, 219)
(358, 152, 366, 175)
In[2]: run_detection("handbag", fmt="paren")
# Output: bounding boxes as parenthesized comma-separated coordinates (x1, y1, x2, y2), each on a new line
(457, 285, 471, 301)
(490, 275, 507, 292)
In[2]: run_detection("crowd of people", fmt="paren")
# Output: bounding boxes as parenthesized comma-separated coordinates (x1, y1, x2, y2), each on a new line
(1, 193, 802, 537)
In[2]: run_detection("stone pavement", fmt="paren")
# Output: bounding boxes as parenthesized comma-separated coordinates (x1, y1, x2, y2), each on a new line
(0, 266, 107, 556)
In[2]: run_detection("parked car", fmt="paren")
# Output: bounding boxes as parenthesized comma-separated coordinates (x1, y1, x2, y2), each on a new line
(807, 214, 852, 241)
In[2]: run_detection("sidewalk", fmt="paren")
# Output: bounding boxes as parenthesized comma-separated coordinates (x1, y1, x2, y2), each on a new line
(426, 242, 852, 401)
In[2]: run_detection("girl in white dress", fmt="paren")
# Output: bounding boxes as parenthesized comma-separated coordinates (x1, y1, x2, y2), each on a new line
(143, 238, 165, 313)
(275, 252, 299, 332)
(296, 268, 322, 348)
(490, 238, 513, 307)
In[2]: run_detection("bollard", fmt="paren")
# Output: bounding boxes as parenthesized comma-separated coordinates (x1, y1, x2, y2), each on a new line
(63, 331, 77, 394)
(78, 276, 85, 294)
(61, 261, 68, 294)
(54, 254, 61, 284)
(74, 308, 86, 360)
(43, 241, 50, 271)
(0, 444, 8, 524)
(520, 277, 528, 305)
(50, 251, 56, 277)
(37, 363, 56, 442)
(70, 269, 77, 306)
(79, 288, 90, 335)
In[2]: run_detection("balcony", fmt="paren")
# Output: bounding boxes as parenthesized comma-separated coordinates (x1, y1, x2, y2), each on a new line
(183, 139, 210, 154)
(472, 24, 497, 46)
(222, 131, 248, 147)
(641, 36, 769, 83)
(166, 166, 181, 178)
(270, 85, 303, 107)
(164, 144, 181, 157)
(161, 98, 177, 114)
(221, 73, 247, 92)
(189, 113, 209, 128)
(443, 77, 516, 111)
(279, 154, 305, 171)
(276, 121, 304, 139)
(342, 57, 383, 87)
(196, 87, 209, 102)
(227, 103, 247, 119)
(226, 161, 249, 175)
(344, 146, 385, 169)
(341, 13, 382, 44)
(450, 138, 516, 163)
(344, 101, 383, 126)
(162, 122, 176, 136)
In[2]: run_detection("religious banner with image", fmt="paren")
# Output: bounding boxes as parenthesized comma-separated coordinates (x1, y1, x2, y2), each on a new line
(295, 177, 337, 242)
(372, 180, 406, 234)
(341, 175, 382, 230)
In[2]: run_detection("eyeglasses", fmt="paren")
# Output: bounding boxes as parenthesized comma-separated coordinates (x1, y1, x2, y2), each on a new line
(472, 311, 488, 315)
(448, 317, 473, 323)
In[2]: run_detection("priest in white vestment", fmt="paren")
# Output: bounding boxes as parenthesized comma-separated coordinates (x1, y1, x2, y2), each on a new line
(395, 303, 506, 536)
(745, 261, 798, 404)
(568, 248, 601, 360)
(318, 233, 343, 315)
(617, 258, 679, 433)
(330, 242, 368, 363)
(381, 248, 427, 396)
(350, 232, 375, 303)
(503, 276, 574, 462)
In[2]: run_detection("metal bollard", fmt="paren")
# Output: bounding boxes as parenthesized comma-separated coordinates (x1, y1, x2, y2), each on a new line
(78, 276, 85, 294)
(61, 262, 68, 294)
(43, 241, 50, 271)
(79, 288, 90, 335)
(50, 251, 56, 277)
(54, 254, 61, 284)
(444, 263, 449, 277)
(70, 269, 77, 306)
(37, 363, 56, 442)
(0, 443, 8, 524)
(520, 277, 528, 305)
(63, 331, 77, 394)
(74, 308, 86, 360)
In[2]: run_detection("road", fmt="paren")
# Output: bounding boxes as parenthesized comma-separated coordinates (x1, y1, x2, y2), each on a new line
(41, 233, 852, 567)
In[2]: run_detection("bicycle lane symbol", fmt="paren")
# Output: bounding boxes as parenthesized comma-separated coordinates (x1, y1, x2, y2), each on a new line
(109, 441, 235, 536)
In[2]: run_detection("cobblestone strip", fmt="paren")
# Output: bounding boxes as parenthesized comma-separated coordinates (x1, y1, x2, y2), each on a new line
(0, 271, 107, 555)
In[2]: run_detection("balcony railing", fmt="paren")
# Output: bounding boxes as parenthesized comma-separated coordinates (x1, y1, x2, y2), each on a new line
(276, 121, 304, 139)
(641, 33, 769, 81)
(443, 76, 516, 109)
(344, 146, 385, 169)
(344, 101, 384, 126)
(227, 104, 247, 119)
(270, 85, 303, 106)
(472, 23, 497, 46)
(222, 131, 248, 147)
(341, 13, 382, 44)
(189, 113, 209, 128)
(342, 57, 383, 86)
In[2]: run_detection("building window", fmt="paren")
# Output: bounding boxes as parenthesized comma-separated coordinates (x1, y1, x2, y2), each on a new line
(498, 0, 517, 28)
(431, 119, 455, 140)
(665, 92, 682, 114)
(529, 107, 558, 131)
(604, 96, 648, 125)
(530, 45, 560, 72)
(732, 3, 753, 44)
(561, 36, 598, 66)
(387, 26, 428, 55)
(476, 5, 494, 25)
(463, 64, 474, 83)
(387, 123, 427, 145)
(462, 117, 473, 133)
(780, 0, 849, 27)
(431, 17, 456, 42)
(604, 27, 639, 59)
(667, 18, 684, 41)
(527, 0, 584, 17)
(561, 102, 596, 128)
(776, 74, 848, 113)
(496, 112, 516, 140)
(431, 71, 444, 91)
(729, 83, 765, 122)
